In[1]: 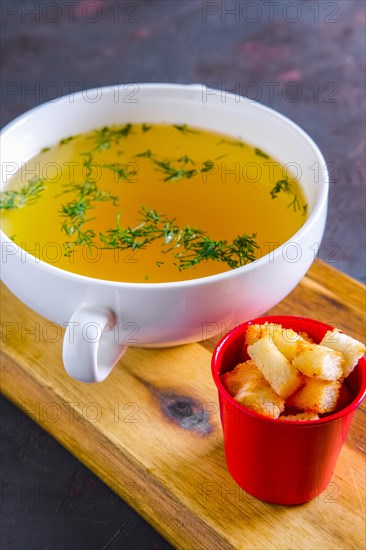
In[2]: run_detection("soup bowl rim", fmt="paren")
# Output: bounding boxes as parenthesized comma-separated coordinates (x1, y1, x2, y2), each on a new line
(0, 82, 329, 289)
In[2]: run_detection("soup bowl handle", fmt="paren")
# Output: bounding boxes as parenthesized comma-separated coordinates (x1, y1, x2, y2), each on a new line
(62, 304, 127, 383)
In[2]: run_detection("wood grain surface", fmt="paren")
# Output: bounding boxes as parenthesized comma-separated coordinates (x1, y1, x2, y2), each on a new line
(1, 262, 365, 550)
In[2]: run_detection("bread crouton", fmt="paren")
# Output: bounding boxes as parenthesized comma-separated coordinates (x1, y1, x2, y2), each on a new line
(245, 322, 306, 361)
(221, 360, 285, 419)
(321, 329, 365, 377)
(280, 412, 319, 421)
(247, 338, 304, 399)
(235, 385, 285, 419)
(244, 324, 264, 346)
(298, 331, 314, 344)
(292, 343, 343, 380)
(221, 360, 261, 396)
(287, 378, 341, 414)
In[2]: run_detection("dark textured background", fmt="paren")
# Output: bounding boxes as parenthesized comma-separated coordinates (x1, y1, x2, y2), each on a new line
(1, 1, 365, 549)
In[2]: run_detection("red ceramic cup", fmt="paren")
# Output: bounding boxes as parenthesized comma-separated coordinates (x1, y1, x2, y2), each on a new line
(211, 315, 366, 505)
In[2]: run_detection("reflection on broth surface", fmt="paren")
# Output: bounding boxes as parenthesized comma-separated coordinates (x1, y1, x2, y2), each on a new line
(0, 123, 307, 283)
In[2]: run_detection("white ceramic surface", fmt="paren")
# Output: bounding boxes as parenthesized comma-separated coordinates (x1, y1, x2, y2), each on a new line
(0, 84, 329, 382)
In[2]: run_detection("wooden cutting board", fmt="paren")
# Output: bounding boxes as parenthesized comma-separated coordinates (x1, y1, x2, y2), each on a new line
(1, 261, 365, 550)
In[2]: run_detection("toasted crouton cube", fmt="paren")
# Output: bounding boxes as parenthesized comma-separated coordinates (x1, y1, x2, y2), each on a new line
(235, 385, 285, 419)
(245, 322, 306, 361)
(271, 327, 304, 361)
(298, 331, 314, 344)
(321, 329, 365, 377)
(247, 338, 304, 399)
(221, 360, 262, 396)
(292, 342, 343, 380)
(221, 360, 285, 419)
(244, 324, 264, 346)
(287, 378, 341, 414)
(280, 412, 319, 421)
(233, 361, 285, 418)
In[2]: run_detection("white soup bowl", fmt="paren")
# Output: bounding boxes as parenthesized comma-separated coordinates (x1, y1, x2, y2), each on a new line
(0, 84, 328, 382)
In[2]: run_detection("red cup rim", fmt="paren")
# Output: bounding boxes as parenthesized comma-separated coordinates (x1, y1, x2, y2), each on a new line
(211, 315, 366, 425)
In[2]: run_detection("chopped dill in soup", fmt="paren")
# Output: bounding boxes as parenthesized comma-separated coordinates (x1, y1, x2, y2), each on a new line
(0, 123, 307, 283)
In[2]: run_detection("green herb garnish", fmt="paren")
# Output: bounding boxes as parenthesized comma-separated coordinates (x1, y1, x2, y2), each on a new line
(153, 158, 213, 182)
(215, 154, 228, 160)
(59, 188, 115, 237)
(271, 179, 292, 198)
(134, 149, 154, 158)
(60, 184, 118, 256)
(142, 123, 152, 133)
(58, 153, 119, 255)
(288, 195, 300, 212)
(172, 233, 259, 271)
(254, 148, 269, 159)
(177, 155, 194, 165)
(99, 207, 259, 271)
(92, 124, 133, 152)
(137, 153, 213, 182)
(172, 124, 198, 135)
(60, 190, 114, 236)
(103, 163, 137, 182)
(270, 178, 305, 213)
(0, 177, 46, 210)
(59, 135, 78, 146)
(40, 147, 50, 153)
(217, 139, 244, 148)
